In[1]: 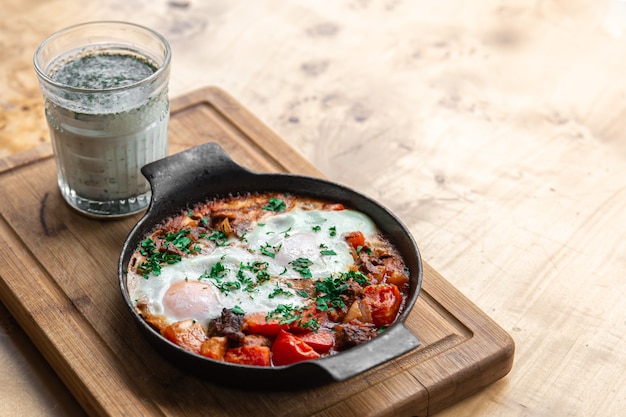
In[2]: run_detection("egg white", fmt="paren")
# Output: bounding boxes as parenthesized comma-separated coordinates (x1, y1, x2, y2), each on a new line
(128, 208, 377, 324)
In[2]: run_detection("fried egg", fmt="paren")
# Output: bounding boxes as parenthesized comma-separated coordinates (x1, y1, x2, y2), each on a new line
(128, 208, 377, 325)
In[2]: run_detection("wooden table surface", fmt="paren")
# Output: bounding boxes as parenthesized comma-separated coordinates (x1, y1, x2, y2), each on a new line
(1, 1, 624, 416)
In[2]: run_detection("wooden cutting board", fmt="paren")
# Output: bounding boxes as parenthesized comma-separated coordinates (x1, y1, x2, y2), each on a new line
(0, 87, 514, 417)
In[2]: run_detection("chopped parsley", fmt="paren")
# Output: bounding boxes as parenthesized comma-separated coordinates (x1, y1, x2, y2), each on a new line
(236, 268, 256, 292)
(199, 263, 239, 294)
(239, 261, 271, 284)
(314, 276, 349, 311)
(200, 262, 228, 281)
(137, 229, 195, 278)
(289, 257, 313, 278)
(262, 197, 286, 212)
(260, 242, 282, 258)
(266, 304, 300, 324)
(342, 269, 370, 286)
(314, 270, 370, 311)
(312, 225, 321, 232)
(269, 285, 293, 299)
(166, 229, 193, 253)
(207, 230, 229, 246)
(329, 226, 337, 237)
(356, 245, 372, 255)
(266, 304, 319, 331)
(232, 305, 245, 315)
(319, 243, 336, 255)
(256, 269, 271, 283)
(214, 280, 241, 293)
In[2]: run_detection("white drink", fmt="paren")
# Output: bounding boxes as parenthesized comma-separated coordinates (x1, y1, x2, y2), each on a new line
(34, 22, 171, 217)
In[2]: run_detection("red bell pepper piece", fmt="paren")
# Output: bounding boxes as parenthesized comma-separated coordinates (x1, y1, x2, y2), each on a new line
(242, 311, 287, 337)
(298, 329, 335, 353)
(271, 330, 321, 366)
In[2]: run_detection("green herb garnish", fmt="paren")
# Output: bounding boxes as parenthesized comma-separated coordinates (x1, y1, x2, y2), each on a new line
(356, 245, 372, 255)
(266, 304, 319, 331)
(342, 270, 370, 287)
(289, 257, 313, 278)
(262, 197, 286, 212)
(239, 261, 271, 284)
(314, 276, 349, 311)
(236, 268, 256, 292)
(137, 230, 195, 277)
(260, 242, 282, 258)
(269, 285, 293, 299)
(200, 262, 228, 280)
(207, 230, 228, 246)
(266, 304, 301, 325)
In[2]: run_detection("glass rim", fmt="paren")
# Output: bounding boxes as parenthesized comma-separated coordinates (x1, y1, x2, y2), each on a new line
(33, 21, 171, 94)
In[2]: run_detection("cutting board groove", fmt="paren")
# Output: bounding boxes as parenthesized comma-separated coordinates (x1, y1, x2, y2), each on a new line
(0, 87, 513, 417)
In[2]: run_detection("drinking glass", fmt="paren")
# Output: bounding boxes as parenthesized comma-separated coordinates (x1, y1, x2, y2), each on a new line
(34, 21, 171, 218)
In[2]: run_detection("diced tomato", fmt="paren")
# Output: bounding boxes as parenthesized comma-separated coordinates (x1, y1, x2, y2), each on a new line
(298, 330, 335, 353)
(224, 345, 271, 366)
(361, 284, 403, 327)
(344, 231, 365, 251)
(242, 312, 287, 337)
(271, 330, 321, 366)
(199, 336, 227, 360)
(161, 319, 207, 354)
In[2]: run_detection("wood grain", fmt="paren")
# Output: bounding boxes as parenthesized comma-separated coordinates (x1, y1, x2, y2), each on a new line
(2, 1, 626, 416)
(0, 87, 513, 417)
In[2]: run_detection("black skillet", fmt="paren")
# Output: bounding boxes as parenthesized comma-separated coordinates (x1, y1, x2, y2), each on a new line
(118, 142, 422, 389)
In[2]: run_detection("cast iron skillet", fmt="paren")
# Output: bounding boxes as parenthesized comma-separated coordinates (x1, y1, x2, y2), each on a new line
(118, 142, 423, 389)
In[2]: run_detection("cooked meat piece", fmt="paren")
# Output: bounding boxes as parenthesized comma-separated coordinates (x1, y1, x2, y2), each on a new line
(326, 278, 364, 322)
(356, 252, 384, 282)
(327, 304, 349, 322)
(214, 308, 245, 342)
(160, 239, 187, 256)
(333, 321, 378, 351)
(342, 278, 364, 301)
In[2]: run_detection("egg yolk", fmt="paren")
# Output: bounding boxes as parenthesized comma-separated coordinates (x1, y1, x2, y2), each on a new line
(162, 280, 219, 322)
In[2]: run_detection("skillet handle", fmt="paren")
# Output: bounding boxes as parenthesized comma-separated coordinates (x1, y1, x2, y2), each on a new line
(141, 142, 249, 206)
(316, 324, 420, 382)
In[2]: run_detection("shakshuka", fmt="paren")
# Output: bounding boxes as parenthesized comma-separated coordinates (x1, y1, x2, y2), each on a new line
(127, 192, 411, 367)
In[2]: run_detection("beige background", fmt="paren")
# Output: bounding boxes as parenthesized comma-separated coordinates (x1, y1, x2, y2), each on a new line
(1, 0, 625, 415)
